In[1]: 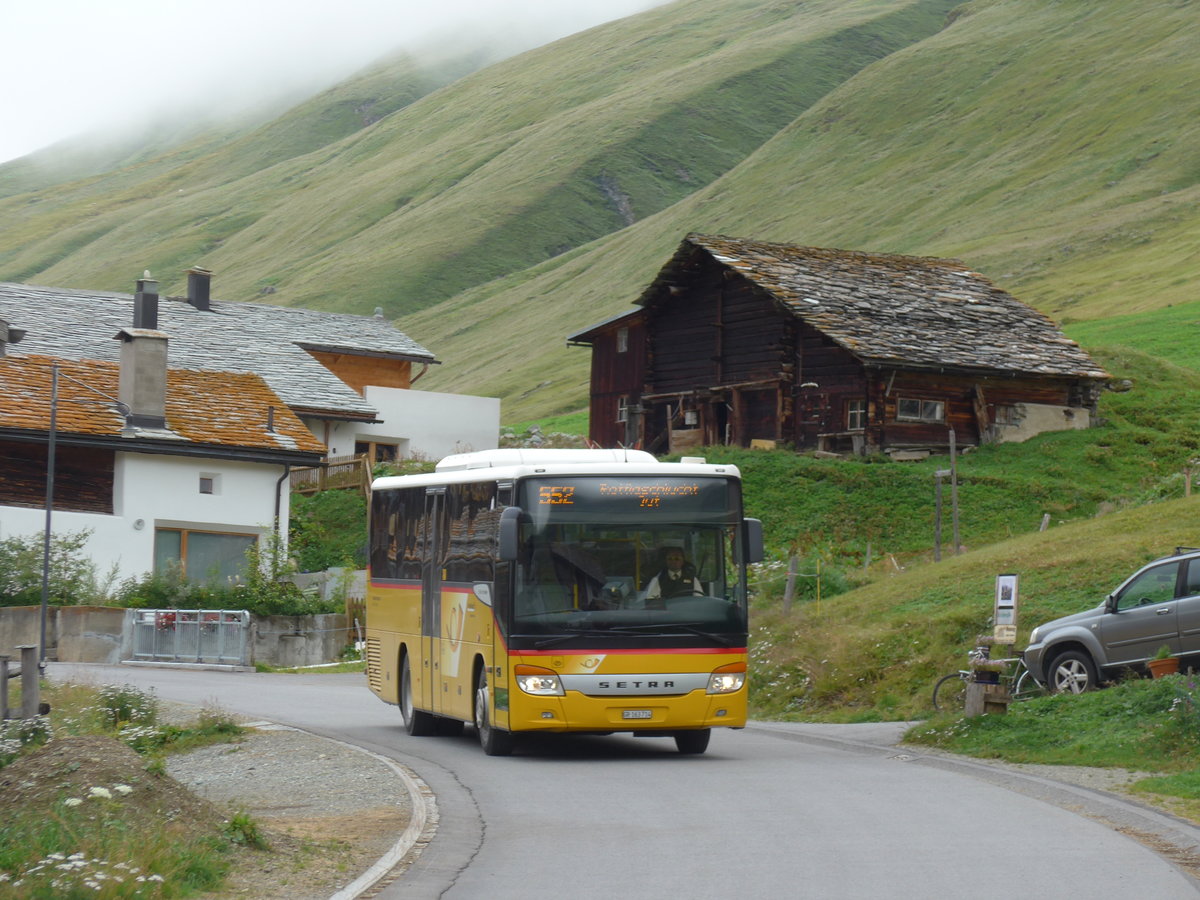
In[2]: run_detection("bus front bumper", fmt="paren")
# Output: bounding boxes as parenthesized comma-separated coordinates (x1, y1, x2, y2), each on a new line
(502, 688, 746, 734)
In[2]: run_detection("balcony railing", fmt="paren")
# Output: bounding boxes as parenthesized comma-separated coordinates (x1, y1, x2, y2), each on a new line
(290, 454, 372, 497)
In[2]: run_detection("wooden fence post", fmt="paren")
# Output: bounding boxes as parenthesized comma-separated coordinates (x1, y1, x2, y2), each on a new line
(782, 555, 799, 613)
(18, 645, 39, 719)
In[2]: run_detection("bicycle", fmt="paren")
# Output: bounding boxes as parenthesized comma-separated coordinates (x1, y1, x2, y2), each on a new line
(932, 650, 1044, 712)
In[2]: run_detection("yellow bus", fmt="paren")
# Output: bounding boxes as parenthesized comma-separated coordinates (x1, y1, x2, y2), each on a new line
(364, 448, 762, 755)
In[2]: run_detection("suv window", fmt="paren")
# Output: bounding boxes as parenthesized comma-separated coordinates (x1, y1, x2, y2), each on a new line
(1185, 559, 1200, 596)
(1114, 561, 1179, 611)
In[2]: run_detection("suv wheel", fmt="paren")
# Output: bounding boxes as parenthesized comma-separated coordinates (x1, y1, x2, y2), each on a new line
(1047, 650, 1098, 694)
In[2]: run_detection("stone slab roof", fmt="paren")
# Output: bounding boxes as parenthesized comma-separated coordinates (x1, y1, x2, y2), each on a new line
(0, 282, 438, 420)
(0, 355, 326, 460)
(649, 234, 1108, 380)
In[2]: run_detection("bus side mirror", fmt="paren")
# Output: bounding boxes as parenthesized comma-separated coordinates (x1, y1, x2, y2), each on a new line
(744, 518, 764, 564)
(499, 506, 524, 561)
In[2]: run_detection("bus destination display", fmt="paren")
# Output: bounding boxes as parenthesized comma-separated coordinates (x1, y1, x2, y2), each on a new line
(538, 481, 700, 508)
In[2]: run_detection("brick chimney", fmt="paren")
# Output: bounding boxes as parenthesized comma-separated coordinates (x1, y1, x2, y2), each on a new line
(117, 272, 169, 429)
(187, 266, 212, 311)
(133, 272, 159, 329)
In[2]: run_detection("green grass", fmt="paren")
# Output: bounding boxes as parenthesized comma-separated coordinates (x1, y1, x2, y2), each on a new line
(0, 682, 252, 898)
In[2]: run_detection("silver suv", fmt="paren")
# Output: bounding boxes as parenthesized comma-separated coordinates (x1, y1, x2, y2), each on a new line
(1023, 547, 1200, 692)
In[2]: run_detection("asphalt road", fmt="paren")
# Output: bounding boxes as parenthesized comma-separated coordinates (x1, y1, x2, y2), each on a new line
(48, 663, 1200, 898)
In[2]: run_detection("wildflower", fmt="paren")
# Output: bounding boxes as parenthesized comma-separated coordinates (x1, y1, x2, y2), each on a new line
(113, 784, 133, 795)
(63, 798, 83, 807)
(88, 786, 113, 800)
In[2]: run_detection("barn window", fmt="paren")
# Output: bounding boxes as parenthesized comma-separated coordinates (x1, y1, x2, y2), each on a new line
(846, 400, 866, 431)
(616, 327, 629, 354)
(617, 397, 629, 423)
(198, 474, 217, 495)
(897, 398, 945, 423)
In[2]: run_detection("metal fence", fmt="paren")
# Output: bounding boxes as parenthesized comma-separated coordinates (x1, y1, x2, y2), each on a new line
(130, 609, 251, 666)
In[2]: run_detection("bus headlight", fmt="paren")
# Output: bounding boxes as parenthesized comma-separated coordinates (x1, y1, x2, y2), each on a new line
(515, 664, 565, 696)
(707, 662, 746, 694)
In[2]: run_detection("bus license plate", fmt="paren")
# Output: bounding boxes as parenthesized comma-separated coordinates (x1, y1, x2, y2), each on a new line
(623, 709, 653, 720)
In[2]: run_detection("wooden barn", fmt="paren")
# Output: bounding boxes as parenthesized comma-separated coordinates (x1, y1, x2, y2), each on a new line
(568, 234, 1109, 456)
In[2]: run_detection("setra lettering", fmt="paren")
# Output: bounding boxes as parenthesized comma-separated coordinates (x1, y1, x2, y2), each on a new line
(597, 680, 675, 689)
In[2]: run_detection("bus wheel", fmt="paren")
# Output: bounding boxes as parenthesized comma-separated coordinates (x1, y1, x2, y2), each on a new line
(674, 729, 711, 755)
(474, 669, 514, 757)
(400, 654, 436, 737)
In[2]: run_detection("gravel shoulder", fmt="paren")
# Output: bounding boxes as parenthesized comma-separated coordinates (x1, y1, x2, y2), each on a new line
(165, 720, 425, 900)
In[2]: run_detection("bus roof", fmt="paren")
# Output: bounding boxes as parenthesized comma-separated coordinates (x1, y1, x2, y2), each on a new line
(371, 448, 741, 492)
(436, 448, 657, 471)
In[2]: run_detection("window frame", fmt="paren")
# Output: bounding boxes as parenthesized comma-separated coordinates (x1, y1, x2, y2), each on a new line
(896, 397, 946, 424)
(846, 399, 867, 431)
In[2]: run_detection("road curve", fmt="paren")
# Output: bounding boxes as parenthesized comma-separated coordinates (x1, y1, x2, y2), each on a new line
(48, 664, 1200, 899)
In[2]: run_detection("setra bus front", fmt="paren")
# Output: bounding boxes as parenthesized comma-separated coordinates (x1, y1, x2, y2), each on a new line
(493, 467, 762, 755)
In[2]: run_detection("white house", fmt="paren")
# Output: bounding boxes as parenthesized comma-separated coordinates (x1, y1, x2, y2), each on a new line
(0, 269, 500, 583)
(0, 270, 500, 466)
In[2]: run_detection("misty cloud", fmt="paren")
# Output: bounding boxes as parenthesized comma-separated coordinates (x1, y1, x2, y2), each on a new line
(0, 0, 668, 163)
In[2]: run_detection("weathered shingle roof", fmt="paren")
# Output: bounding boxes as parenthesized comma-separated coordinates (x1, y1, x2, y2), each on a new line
(0, 282, 438, 420)
(648, 234, 1108, 380)
(0, 354, 325, 458)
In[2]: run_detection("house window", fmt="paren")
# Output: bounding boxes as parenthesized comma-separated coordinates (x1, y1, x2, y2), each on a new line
(154, 528, 256, 583)
(846, 400, 867, 431)
(617, 397, 629, 423)
(616, 327, 629, 354)
(896, 397, 945, 423)
(199, 474, 217, 495)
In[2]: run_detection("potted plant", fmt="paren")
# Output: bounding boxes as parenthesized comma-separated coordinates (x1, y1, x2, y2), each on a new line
(1147, 645, 1180, 678)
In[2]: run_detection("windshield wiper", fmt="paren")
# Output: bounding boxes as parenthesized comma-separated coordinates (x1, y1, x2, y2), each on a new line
(607, 623, 737, 646)
(531, 629, 616, 649)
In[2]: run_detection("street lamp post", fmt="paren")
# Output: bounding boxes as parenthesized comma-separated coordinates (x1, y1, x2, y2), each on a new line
(39, 362, 133, 667)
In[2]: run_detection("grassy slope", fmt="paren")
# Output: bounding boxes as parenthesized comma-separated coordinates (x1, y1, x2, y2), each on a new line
(406, 0, 1200, 419)
(0, 0, 954, 309)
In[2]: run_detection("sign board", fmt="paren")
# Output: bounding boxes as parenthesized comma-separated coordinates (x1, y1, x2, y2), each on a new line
(993, 624, 1017, 644)
(994, 573, 1018, 628)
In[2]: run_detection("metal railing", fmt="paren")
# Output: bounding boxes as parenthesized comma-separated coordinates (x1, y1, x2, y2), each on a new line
(130, 609, 250, 666)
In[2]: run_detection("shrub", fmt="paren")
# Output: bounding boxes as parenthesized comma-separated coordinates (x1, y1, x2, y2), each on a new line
(0, 529, 104, 607)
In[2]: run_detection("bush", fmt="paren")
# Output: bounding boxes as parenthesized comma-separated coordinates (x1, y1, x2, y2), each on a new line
(0, 529, 105, 607)
(289, 490, 368, 572)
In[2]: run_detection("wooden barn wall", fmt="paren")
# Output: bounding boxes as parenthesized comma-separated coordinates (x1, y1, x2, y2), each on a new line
(647, 262, 786, 394)
(793, 326, 867, 445)
(875, 370, 1080, 448)
(305, 350, 411, 394)
(0, 440, 115, 513)
(585, 324, 646, 447)
(588, 324, 646, 396)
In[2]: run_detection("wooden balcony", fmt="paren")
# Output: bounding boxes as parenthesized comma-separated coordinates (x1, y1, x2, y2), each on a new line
(290, 454, 372, 497)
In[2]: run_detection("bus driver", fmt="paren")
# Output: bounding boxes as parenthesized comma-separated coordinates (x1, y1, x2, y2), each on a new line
(644, 547, 704, 602)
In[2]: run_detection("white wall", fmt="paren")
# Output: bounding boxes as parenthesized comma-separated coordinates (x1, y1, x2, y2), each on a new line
(0, 452, 288, 584)
(994, 403, 1092, 444)
(321, 387, 500, 462)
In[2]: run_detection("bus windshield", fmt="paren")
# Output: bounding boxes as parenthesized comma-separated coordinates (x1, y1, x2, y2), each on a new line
(510, 476, 748, 647)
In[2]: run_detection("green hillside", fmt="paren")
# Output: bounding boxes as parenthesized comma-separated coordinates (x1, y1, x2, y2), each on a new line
(405, 0, 1200, 419)
(0, 0, 956, 309)
(1, 0, 1198, 425)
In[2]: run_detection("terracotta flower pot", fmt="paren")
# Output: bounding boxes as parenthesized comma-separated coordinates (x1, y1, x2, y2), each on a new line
(1148, 656, 1180, 678)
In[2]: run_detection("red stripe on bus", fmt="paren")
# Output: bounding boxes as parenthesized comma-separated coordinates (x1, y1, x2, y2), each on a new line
(513, 646, 746, 656)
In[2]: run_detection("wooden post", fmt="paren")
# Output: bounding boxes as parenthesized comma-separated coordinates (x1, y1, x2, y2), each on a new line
(18, 645, 39, 719)
(782, 554, 798, 613)
(949, 428, 961, 555)
(934, 474, 944, 562)
(1039, 513, 1051, 532)
(1, 655, 9, 720)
